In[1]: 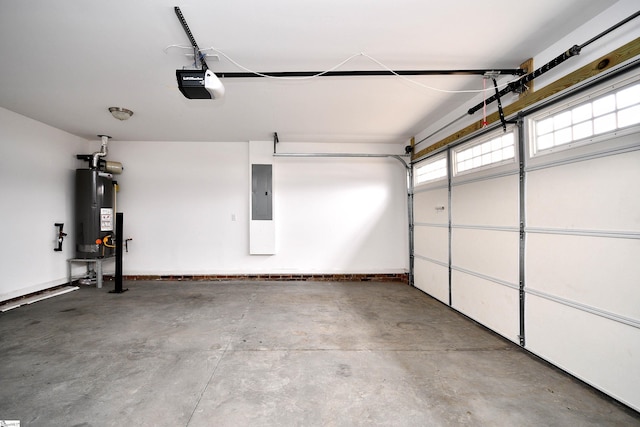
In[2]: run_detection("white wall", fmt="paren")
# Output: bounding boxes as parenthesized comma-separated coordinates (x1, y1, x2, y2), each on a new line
(0, 107, 86, 301)
(105, 140, 408, 275)
(0, 110, 407, 300)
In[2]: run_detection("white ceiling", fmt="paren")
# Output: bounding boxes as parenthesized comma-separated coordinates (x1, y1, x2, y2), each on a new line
(0, 1, 618, 144)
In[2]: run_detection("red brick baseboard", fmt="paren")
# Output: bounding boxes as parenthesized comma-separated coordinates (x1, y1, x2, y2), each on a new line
(103, 273, 409, 284)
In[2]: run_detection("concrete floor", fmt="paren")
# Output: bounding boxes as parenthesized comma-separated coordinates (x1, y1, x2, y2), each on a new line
(0, 281, 638, 427)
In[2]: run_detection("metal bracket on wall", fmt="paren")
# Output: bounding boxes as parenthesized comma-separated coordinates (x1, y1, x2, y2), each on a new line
(124, 238, 133, 253)
(54, 223, 66, 252)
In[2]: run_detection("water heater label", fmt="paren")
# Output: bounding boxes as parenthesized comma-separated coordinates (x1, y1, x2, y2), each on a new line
(100, 208, 113, 231)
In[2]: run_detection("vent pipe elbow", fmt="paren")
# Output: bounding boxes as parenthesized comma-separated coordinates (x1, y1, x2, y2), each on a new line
(92, 135, 110, 169)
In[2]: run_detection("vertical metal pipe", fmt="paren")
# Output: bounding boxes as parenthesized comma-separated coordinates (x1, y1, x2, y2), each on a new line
(110, 213, 128, 294)
(115, 213, 123, 291)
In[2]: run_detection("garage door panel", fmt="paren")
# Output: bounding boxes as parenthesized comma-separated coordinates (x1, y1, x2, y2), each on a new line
(414, 226, 448, 264)
(414, 258, 449, 304)
(527, 150, 640, 232)
(451, 228, 519, 285)
(451, 271, 520, 343)
(451, 175, 519, 227)
(526, 294, 640, 411)
(414, 187, 449, 224)
(527, 233, 640, 320)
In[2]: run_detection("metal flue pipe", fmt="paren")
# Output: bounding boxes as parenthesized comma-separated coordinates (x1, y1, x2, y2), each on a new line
(92, 135, 110, 169)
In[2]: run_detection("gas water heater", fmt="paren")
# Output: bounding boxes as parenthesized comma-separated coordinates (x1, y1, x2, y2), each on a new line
(74, 135, 123, 259)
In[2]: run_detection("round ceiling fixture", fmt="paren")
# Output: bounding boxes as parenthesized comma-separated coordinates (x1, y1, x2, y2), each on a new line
(108, 107, 134, 121)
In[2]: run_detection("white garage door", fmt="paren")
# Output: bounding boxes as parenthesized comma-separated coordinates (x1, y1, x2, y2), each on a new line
(412, 69, 640, 411)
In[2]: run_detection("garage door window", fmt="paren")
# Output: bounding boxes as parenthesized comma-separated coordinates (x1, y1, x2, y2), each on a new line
(414, 155, 447, 185)
(532, 81, 640, 155)
(454, 130, 515, 175)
